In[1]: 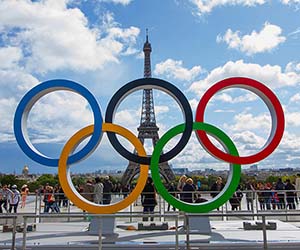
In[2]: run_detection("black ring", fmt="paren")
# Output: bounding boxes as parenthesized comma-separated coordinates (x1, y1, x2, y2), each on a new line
(105, 78, 193, 165)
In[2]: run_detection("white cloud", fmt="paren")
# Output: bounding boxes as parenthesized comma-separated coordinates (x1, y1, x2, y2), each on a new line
(288, 27, 300, 37)
(285, 112, 300, 126)
(0, 98, 18, 142)
(0, 69, 39, 98)
(214, 92, 258, 103)
(190, 0, 266, 15)
(281, 0, 300, 4)
(189, 60, 300, 97)
(286, 61, 300, 73)
(0, 47, 23, 70)
(217, 23, 286, 55)
(280, 131, 300, 151)
(290, 93, 300, 103)
(28, 92, 94, 143)
(190, 0, 300, 15)
(0, 69, 39, 142)
(155, 105, 170, 115)
(0, 0, 139, 74)
(0, 1, 141, 145)
(224, 112, 271, 132)
(189, 98, 199, 111)
(102, 0, 133, 5)
(115, 109, 139, 128)
(0, 67, 95, 144)
(154, 59, 203, 81)
(233, 130, 265, 146)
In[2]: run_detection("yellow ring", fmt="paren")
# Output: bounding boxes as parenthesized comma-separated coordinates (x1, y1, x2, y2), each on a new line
(58, 123, 148, 214)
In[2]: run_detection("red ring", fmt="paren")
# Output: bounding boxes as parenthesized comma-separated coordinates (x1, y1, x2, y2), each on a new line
(195, 77, 285, 165)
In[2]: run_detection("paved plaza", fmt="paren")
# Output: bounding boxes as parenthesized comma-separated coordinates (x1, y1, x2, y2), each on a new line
(1, 194, 300, 249)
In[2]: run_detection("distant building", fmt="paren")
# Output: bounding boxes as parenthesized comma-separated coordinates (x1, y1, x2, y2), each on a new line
(22, 165, 29, 177)
(279, 168, 293, 172)
(173, 168, 190, 176)
(249, 164, 258, 171)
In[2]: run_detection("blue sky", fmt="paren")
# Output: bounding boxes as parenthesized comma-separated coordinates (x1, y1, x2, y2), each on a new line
(0, 0, 300, 174)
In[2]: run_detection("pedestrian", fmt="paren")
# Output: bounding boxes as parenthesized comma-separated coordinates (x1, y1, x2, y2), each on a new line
(264, 183, 272, 210)
(210, 177, 224, 198)
(20, 184, 29, 208)
(197, 180, 201, 191)
(229, 186, 243, 211)
(245, 181, 255, 211)
(8, 185, 20, 213)
(103, 176, 113, 204)
(275, 178, 286, 209)
(82, 180, 94, 202)
(94, 177, 103, 204)
(210, 177, 225, 210)
(0, 184, 11, 213)
(167, 182, 177, 211)
(285, 179, 296, 209)
(257, 183, 265, 210)
(177, 175, 187, 201)
(46, 186, 60, 213)
(182, 178, 196, 203)
(271, 184, 279, 210)
(122, 185, 130, 198)
(295, 173, 300, 202)
(141, 177, 157, 221)
(54, 184, 62, 207)
(230, 192, 240, 211)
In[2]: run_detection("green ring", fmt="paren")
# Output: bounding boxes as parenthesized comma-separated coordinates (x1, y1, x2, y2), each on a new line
(150, 122, 241, 213)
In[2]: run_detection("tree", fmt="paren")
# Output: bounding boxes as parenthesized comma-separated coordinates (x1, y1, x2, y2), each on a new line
(35, 174, 58, 187)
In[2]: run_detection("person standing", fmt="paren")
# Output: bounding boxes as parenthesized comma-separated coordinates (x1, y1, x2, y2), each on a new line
(94, 177, 103, 204)
(182, 178, 196, 203)
(141, 177, 157, 221)
(264, 183, 272, 210)
(177, 175, 187, 201)
(210, 177, 225, 211)
(275, 178, 286, 209)
(229, 186, 243, 211)
(285, 179, 296, 210)
(245, 181, 256, 211)
(20, 184, 29, 208)
(46, 186, 60, 213)
(257, 183, 266, 210)
(167, 183, 177, 211)
(82, 180, 94, 202)
(210, 177, 224, 198)
(103, 176, 113, 205)
(8, 185, 20, 213)
(0, 185, 12, 213)
(295, 174, 300, 202)
(0, 185, 5, 213)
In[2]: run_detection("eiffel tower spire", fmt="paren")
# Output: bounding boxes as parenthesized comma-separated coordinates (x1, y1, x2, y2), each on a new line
(121, 30, 175, 186)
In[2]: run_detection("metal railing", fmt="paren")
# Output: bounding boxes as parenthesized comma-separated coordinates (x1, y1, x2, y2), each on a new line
(1, 211, 300, 250)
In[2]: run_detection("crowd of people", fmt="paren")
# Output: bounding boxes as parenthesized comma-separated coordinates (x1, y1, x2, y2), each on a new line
(1, 173, 300, 215)
(0, 184, 29, 213)
(163, 174, 300, 212)
(249, 177, 299, 211)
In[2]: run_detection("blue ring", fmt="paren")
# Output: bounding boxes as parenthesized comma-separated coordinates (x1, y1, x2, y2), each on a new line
(13, 79, 103, 167)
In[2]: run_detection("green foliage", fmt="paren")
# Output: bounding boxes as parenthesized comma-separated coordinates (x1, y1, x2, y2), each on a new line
(72, 176, 86, 187)
(265, 175, 279, 184)
(1, 172, 299, 193)
(35, 174, 58, 187)
(0, 175, 18, 185)
(0, 175, 27, 189)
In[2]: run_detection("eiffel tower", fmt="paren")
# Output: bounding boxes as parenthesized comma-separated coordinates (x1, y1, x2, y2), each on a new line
(121, 31, 175, 186)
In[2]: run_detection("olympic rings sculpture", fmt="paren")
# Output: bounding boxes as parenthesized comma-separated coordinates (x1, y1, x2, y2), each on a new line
(14, 77, 285, 213)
